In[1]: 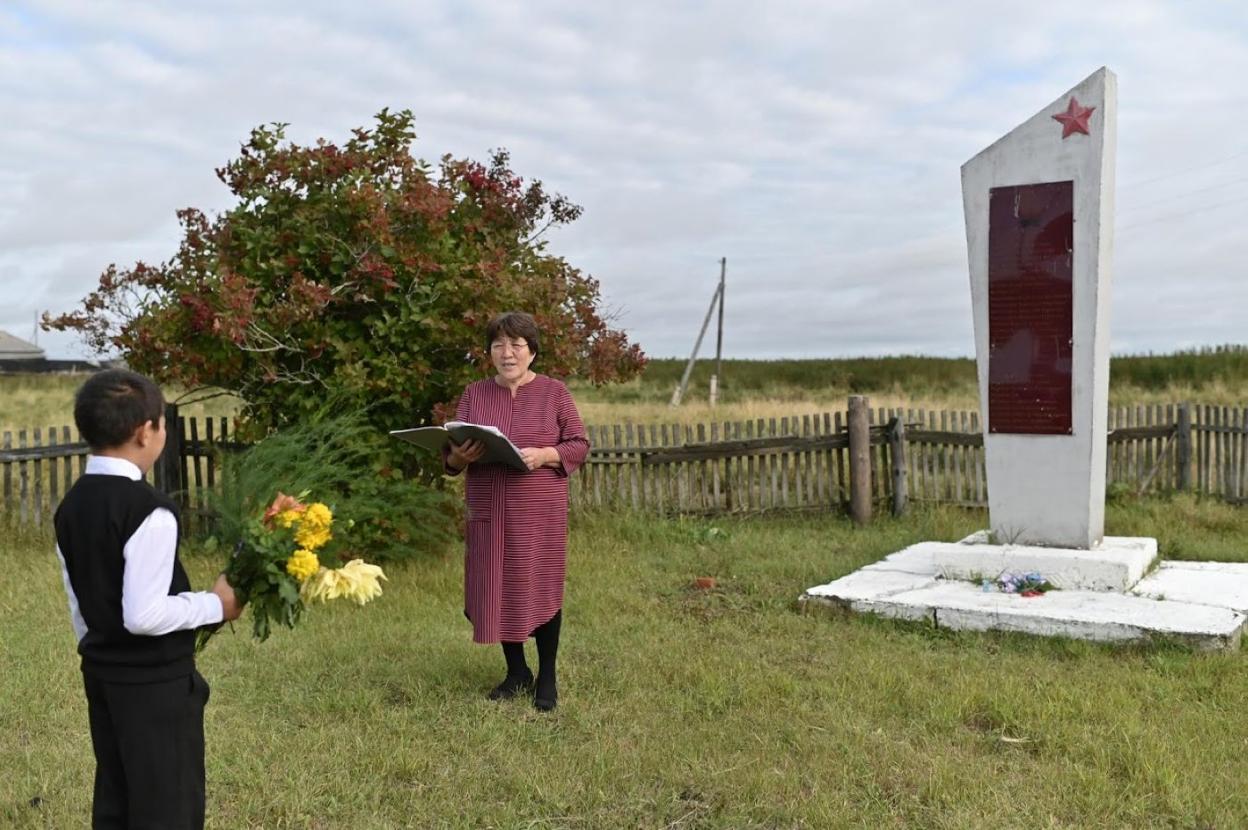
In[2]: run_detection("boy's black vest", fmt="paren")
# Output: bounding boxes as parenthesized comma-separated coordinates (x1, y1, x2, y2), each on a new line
(54, 474, 195, 681)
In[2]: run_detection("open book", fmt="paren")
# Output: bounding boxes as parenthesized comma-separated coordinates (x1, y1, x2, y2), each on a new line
(390, 421, 527, 471)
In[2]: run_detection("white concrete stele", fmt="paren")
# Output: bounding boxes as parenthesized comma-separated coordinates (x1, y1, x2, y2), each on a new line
(961, 67, 1117, 549)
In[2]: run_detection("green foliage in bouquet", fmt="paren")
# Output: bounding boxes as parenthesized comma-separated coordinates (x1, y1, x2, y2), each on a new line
(198, 488, 387, 649)
(223, 505, 315, 642)
(210, 407, 457, 563)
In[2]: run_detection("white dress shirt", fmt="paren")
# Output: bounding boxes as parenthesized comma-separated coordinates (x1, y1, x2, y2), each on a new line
(57, 455, 224, 642)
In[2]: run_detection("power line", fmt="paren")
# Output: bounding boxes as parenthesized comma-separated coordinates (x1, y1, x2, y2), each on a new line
(1118, 175, 1248, 216)
(1117, 192, 1248, 234)
(1118, 147, 1248, 191)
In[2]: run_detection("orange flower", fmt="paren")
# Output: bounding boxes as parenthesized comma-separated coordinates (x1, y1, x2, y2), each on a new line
(263, 491, 307, 526)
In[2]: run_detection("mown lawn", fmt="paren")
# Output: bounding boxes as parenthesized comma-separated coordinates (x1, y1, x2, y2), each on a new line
(3, 497, 1248, 829)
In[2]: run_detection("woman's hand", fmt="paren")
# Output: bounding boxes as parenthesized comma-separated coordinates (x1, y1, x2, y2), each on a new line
(519, 447, 559, 471)
(448, 439, 486, 471)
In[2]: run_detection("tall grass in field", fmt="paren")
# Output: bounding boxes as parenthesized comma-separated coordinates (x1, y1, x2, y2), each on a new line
(1111, 344, 1248, 389)
(570, 356, 981, 426)
(606, 356, 979, 402)
(5, 496, 1248, 827)
(571, 346, 1248, 426)
(3, 345, 1246, 434)
(0, 374, 242, 437)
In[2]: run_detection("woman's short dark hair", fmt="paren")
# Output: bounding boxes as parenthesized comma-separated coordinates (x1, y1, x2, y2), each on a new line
(485, 312, 540, 361)
(74, 369, 165, 450)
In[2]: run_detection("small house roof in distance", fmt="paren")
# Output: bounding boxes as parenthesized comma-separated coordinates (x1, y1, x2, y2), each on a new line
(0, 329, 47, 360)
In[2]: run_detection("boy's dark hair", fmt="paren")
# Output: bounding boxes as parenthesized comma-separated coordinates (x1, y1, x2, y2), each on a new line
(485, 311, 541, 361)
(74, 369, 165, 450)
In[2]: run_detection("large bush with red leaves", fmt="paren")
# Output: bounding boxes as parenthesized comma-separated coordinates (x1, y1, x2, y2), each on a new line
(47, 108, 644, 441)
(47, 110, 644, 557)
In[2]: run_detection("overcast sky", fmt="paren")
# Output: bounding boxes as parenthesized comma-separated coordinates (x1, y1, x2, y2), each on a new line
(2, 1, 1245, 360)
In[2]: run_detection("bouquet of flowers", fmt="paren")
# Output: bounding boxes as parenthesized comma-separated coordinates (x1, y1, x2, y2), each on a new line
(982, 571, 1053, 597)
(196, 490, 387, 651)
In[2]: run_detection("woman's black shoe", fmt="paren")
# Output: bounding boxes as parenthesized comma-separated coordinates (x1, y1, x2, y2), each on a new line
(488, 670, 534, 701)
(533, 678, 557, 711)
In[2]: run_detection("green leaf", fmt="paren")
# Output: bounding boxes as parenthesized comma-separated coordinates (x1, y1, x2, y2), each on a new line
(277, 578, 300, 605)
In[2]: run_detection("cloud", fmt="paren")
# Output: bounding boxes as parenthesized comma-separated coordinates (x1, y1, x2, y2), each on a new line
(1, 0, 1245, 362)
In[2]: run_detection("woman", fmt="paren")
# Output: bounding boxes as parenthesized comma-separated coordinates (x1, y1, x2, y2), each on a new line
(444, 312, 590, 711)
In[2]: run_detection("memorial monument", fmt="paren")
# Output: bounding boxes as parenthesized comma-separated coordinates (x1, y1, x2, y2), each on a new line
(963, 67, 1114, 551)
(931, 66, 1156, 590)
(801, 69, 1247, 648)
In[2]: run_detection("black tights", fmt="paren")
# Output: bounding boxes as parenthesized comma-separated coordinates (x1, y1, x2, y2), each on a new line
(501, 610, 561, 691)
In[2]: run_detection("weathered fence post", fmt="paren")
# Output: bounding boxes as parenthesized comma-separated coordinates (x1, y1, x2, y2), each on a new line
(1176, 402, 1192, 491)
(153, 403, 183, 500)
(888, 416, 908, 517)
(848, 396, 872, 525)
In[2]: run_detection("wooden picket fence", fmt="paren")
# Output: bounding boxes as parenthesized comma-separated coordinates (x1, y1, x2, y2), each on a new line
(568, 402, 1246, 514)
(1, 406, 241, 533)
(2, 402, 1246, 529)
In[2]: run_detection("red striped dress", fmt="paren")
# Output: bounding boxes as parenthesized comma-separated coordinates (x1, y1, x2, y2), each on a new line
(449, 374, 589, 644)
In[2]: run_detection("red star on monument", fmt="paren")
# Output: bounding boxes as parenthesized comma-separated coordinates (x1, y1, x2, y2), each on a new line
(1052, 96, 1096, 139)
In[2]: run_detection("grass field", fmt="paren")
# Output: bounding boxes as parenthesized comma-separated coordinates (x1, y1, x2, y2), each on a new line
(3, 346, 1247, 435)
(0, 373, 242, 438)
(4, 496, 1248, 828)
(570, 349, 1248, 426)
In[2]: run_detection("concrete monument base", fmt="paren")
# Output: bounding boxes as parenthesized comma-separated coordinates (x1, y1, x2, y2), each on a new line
(932, 531, 1156, 592)
(801, 535, 1246, 651)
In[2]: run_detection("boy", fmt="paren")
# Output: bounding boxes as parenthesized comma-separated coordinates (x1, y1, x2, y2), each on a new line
(54, 369, 242, 829)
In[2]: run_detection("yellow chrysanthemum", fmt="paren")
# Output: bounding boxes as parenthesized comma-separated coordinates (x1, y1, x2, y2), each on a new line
(301, 559, 387, 606)
(337, 559, 386, 604)
(274, 509, 303, 529)
(285, 549, 320, 583)
(301, 502, 333, 530)
(294, 523, 332, 551)
(292, 503, 333, 550)
(300, 568, 333, 603)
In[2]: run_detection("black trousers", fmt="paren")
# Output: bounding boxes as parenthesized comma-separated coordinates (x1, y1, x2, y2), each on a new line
(82, 669, 209, 830)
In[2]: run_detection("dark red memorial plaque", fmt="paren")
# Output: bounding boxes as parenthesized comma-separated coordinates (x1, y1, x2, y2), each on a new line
(987, 180, 1074, 435)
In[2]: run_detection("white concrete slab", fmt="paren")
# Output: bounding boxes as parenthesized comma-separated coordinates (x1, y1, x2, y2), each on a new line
(803, 569, 938, 603)
(933, 536, 1157, 592)
(919, 583, 1244, 650)
(1136, 560, 1248, 575)
(802, 569, 941, 623)
(1132, 562, 1248, 613)
(849, 595, 937, 624)
(803, 548, 1247, 651)
(859, 541, 945, 576)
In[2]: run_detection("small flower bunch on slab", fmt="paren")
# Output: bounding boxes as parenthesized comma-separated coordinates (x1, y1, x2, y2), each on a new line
(982, 571, 1054, 597)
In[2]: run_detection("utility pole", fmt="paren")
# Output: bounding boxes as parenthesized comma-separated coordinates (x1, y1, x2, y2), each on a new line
(670, 266, 724, 408)
(709, 257, 725, 406)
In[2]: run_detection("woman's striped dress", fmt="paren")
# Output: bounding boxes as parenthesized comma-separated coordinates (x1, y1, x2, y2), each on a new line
(450, 374, 589, 644)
